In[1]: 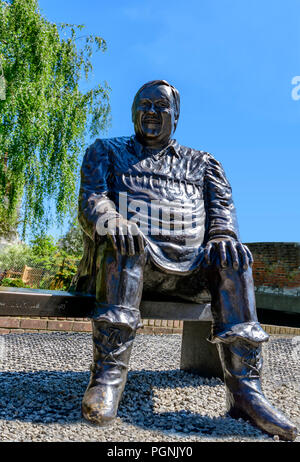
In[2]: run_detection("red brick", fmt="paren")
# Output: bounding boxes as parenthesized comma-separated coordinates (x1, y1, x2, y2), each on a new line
(47, 320, 74, 331)
(140, 326, 156, 334)
(0, 318, 20, 328)
(172, 328, 182, 334)
(152, 327, 171, 334)
(20, 319, 48, 330)
(0, 328, 10, 334)
(72, 322, 92, 332)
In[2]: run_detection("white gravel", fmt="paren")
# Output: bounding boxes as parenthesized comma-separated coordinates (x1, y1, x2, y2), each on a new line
(0, 332, 299, 442)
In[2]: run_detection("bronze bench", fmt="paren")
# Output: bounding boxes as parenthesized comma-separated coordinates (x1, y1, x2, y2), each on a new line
(0, 286, 223, 378)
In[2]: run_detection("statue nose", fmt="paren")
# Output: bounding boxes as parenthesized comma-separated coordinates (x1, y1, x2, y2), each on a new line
(147, 103, 156, 114)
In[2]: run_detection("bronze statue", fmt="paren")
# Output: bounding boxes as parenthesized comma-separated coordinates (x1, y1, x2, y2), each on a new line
(73, 80, 297, 440)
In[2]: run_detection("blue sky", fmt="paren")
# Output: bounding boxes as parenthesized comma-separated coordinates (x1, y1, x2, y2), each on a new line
(39, 0, 300, 243)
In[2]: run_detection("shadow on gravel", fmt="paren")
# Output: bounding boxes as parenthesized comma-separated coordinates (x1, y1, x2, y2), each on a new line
(0, 369, 264, 438)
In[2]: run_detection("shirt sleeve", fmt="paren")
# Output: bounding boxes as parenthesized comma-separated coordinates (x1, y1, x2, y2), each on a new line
(204, 153, 240, 241)
(78, 139, 120, 240)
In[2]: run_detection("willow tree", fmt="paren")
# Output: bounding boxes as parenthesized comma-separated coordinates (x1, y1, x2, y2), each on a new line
(0, 0, 110, 238)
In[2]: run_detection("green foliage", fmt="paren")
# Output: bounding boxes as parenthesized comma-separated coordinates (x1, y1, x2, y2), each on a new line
(50, 251, 79, 290)
(1, 277, 30, 287)
(57, 219, 83, 257)
(0, 0, 110, 238)
(30, 234, 57, 258)
(29, 239, 58, 270)
(0, 242, 34, 269)
(0, 231, 82, 289)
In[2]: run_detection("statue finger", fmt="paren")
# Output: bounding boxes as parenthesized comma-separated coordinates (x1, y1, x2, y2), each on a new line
(136, 233, 145, 254)
(127, 233, 135, 256)
(218, 241, 227, 268)
(107, 221, 117, 236)
(109, 234, 118, 252)
(117, 231, 126, 256)
(228, 240, 239, 270)
(204, 242, 214, 265)
(119, 221, 128, 236)
(243, 245, 253, 266)
(129, 222, 140, 236)
(237, 243, 249, 270)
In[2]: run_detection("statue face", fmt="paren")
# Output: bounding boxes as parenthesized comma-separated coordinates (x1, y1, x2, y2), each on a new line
(132, 84, 177, 148)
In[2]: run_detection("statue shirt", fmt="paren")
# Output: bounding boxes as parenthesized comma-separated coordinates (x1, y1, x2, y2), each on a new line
(78, 136, 239, 274)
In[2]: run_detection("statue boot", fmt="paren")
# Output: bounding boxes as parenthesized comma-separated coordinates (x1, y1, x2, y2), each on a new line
(82, 305, 140, 426)
(218, 339, 298, 440)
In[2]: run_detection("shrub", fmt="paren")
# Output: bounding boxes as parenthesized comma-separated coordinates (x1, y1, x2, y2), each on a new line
(0, 243, 35, 270)
(1, 277, 31, 288)
(50, 254, 79, 291)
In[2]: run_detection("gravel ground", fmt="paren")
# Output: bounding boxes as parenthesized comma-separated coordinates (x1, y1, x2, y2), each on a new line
(0, 331, 299, 442)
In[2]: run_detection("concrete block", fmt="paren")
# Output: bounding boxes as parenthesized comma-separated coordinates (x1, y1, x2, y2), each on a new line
(180, 321, 223, 379)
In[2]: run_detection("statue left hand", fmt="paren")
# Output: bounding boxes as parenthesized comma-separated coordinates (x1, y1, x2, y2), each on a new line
(204, 237, 253, 270)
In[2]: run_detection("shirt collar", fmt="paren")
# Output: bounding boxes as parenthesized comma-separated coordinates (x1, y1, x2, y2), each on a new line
(130, 135, 181, 159)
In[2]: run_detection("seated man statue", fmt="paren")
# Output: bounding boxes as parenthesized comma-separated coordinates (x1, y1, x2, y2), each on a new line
(72, 79, 297, 440)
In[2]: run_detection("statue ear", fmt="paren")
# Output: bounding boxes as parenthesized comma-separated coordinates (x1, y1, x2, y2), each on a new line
(131, 99, 137, 123)
(173, 115, 179, 132)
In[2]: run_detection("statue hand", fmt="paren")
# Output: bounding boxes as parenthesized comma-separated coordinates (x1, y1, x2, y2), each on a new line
(204, 237, 253, 270)
(105, 216, 145, 256)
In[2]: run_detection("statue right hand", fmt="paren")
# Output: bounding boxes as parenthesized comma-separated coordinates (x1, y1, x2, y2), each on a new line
(105, 216, 145, 256)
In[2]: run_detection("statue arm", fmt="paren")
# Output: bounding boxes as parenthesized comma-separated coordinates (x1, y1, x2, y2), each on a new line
(203, 153, 253, 269)
(204, 153, 240, 241)
(78, 139, 119, 241)
(78, 138, 144, 255)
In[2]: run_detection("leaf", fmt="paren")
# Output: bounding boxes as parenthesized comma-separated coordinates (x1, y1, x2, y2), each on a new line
(0, 0, 111, 238)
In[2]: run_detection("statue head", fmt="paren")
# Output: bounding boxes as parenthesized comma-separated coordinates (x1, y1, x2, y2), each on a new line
(131, 80, 180, 148)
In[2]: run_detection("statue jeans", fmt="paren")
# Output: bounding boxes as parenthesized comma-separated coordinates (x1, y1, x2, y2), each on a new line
(92, 238, 269, 345)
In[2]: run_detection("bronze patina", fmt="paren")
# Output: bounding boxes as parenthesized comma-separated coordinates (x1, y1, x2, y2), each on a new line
(73, 80, 297, 440)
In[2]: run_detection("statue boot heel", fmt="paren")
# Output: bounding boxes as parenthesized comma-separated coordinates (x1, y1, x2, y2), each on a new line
(218, 340, 298, 441)
(82, 319, 136, 426)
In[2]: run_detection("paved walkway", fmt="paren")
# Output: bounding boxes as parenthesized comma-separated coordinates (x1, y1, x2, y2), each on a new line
(0, 332, 299, 442)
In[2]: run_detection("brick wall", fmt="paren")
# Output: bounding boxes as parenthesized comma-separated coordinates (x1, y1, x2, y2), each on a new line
(0, 316, 298, 336)
(0, 316, 184, 335)
(246, 242, 300, 288)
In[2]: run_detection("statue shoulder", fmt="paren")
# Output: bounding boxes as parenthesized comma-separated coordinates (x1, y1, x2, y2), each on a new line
(90, 136, 131, 152)
(179, 145, 227, 176)
(177, 143, 214, 163)
(84, 136, 131, 162)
